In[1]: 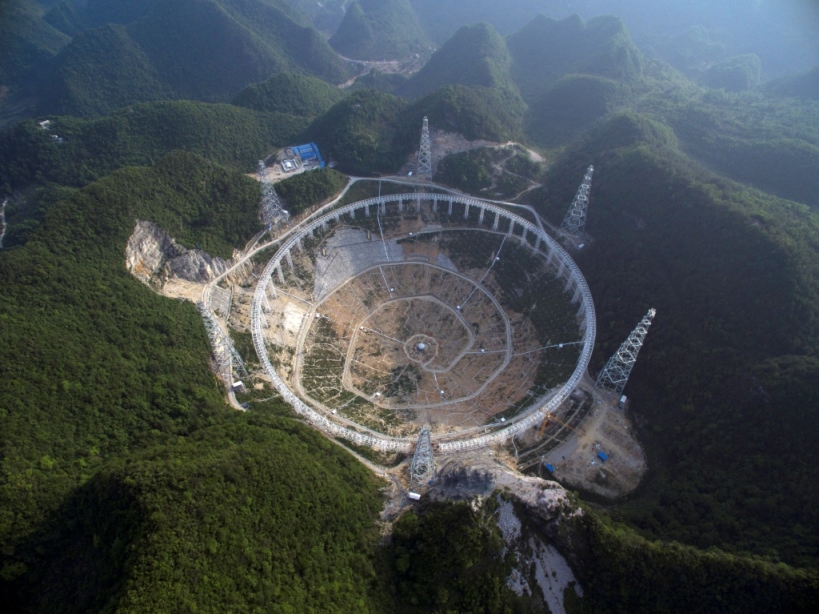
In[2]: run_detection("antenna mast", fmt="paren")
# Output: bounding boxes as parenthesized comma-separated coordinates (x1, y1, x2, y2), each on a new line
(417, 116, 432, 177)
(595, 308, 655, 394)
(258, 160, 290, 227)
(559, 165, 594, 238)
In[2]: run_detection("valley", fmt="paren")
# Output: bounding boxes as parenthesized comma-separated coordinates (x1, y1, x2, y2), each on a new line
(1, 1, 818, 612)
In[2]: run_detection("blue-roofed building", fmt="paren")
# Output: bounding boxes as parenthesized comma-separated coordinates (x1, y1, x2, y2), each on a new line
(597, 451, 608, 462)
(292, 143, 325, 167)
(545, 463, 555, 473)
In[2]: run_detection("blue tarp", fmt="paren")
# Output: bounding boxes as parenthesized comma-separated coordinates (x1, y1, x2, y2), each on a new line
(545, 463, 555, 472)
(597, 451, 608, 461)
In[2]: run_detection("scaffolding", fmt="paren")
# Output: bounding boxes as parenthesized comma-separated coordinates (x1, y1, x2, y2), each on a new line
(209, 285, 232, 318)
(559, 165, 594, 238)
(258, 160, 290, 227)
(595, 308, 656, 394)
(197, 301, 248, 385)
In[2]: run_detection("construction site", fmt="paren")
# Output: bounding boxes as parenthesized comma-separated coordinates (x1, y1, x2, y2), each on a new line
(185, 118, 654, 499)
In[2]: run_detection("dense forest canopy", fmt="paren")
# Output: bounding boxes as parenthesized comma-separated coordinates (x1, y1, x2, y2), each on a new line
(329, 0, 430, 62)
(1, 1, 819, 612)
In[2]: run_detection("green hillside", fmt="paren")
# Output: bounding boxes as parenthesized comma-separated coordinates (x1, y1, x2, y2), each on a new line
(507, 14, 644, 103)
(560, 511, 819, 612)
(45, 23, 170, 117)
(329, 0, 430, 61)
(275, 167, 348, 215)
(1, 2, 819, 610)
(125, 0, 349, 102)
(525, 74, 629, 147)
(407, 84, 524, 142)
(531, 112, 819, 566)
(36, 0, 351, 116)
(402, 23, 515, 99)
(387, 501, 534, 612)
(14, 420, 384, 612)
(232, 71, 346, 117)
(0, 153, 257, 589)
(644, 85, 819, 210)
(349, 69, 409, 96)
(0, 0, 70, 86)
(286, 0, 347, 35)
(702, 53, 761, 92)
(306, 89, 408, 174)
(766, 65, 819, 101)
(302, 83, 525, 175)
(43, 1, 89, 37)
(0, 100, 304, 201)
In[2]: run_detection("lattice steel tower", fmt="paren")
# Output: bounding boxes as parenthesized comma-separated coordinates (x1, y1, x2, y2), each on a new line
(417, 116, 432, 177)
(595, 308, 656, 394)
(197, 300, 248, 385)
(410, 425, 435, 484)
(559, 165, 594, 238)
(258, 160, 289, 226)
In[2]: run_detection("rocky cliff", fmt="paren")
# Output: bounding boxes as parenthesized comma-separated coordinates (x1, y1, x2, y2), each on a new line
(425, 457, 584, 613)
(430, 456, 578, 524)
(125, 220, 232, 286)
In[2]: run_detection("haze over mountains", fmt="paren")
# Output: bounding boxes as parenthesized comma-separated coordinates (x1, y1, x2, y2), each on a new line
(2, 0, 818, 120)
(329, 0, 429, 61)
(1, 1, 819, 612)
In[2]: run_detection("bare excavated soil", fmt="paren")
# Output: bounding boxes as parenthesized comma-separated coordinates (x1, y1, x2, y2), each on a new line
(541, 392, 647, 499)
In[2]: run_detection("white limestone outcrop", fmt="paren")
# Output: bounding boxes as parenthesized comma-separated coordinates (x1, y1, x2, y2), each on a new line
(125, 220, 231, 286)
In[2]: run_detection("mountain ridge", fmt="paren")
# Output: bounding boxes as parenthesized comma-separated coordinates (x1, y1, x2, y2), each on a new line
(36, 0, 351, 116)
(330, 0, 429, 61)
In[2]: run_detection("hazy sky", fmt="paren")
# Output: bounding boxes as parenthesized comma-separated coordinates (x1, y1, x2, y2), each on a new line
(409, 0, 819, 76)
(551, 0, 819, 76)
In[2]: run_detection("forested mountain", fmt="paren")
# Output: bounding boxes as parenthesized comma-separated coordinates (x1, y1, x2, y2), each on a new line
(766, 65, 819, 101)
(0, 0, 70, 87)
(43, 1, 89, 37)
(285, 0, 346, 35)
(304, 83, 525, 175)
(329, 0, 430, 61)
(19, 420, 386, 612)
(531, 111, 819, 564)
(507, 14, 643, 102)
(407, 85, 525, 142)
(506, 14, 644, 147)
(2, 0, 351, 117)
(2, 2, 819, 612)
(232, 71, 346, 116)
(401, 22, 516, 98)
(46, 23, 171, 117)
(0, 100, 305, 200)
(306, 89, 408, 174)
(406, 0, 819, 80)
